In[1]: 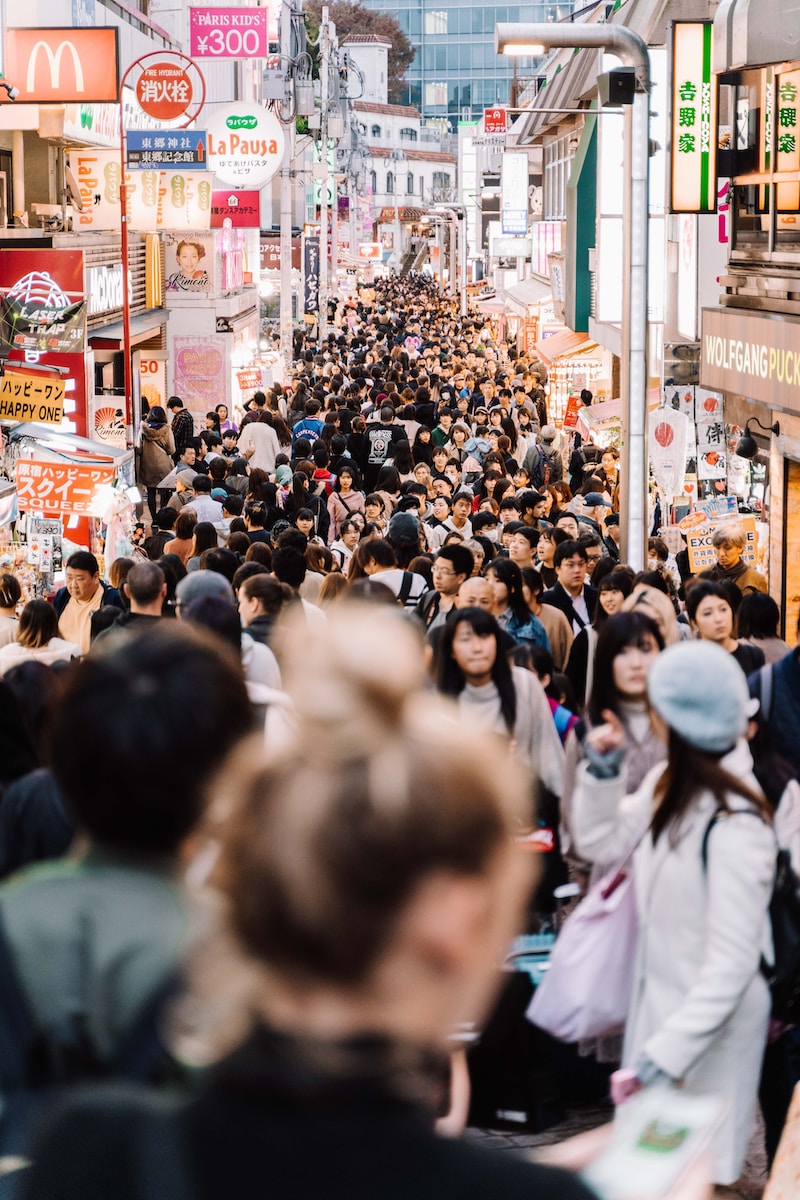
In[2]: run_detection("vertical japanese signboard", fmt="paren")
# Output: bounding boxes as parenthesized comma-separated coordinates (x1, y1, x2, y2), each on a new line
(303, 236, 320, 316)
(776, 70, 800, 212)
(670, 22, 717, 213)
(501, 153, 529, 236)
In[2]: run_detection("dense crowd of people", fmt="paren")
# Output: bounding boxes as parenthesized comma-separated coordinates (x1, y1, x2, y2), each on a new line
(0, 274, 796, 1197)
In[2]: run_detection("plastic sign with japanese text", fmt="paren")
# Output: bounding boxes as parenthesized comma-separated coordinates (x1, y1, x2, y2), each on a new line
(0, 371, 65, 425)
(670, 22, 718, 213)
(15, 461, 115, 516)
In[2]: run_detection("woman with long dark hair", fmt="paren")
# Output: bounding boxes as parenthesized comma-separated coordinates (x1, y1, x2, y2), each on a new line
(283, 471, 330, 544)
(560, 611, 665, 886)
(436, 607, 564, 797)
(572, 640, 776, 1189)
(485, 558, 550, 650)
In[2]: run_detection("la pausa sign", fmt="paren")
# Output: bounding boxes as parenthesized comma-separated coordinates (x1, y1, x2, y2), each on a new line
(206, 104, 285, 188)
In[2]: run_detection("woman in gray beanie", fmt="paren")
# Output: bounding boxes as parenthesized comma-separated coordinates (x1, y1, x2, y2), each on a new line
(571, 640, 775, 1189)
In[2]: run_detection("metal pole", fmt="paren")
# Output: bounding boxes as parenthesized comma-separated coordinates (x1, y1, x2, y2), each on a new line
(448, 215, 456, 298)
(279, 0, 294, 373)
(318, 7, 331, 342)
(119, 113, 133, 443)
(459, 213, 468, 317)
(496, 22, 651, 570)
(331, 177, 339, 298)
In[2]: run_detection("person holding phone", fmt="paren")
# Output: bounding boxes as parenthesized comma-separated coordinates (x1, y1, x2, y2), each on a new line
(571, 640, 776, 1188)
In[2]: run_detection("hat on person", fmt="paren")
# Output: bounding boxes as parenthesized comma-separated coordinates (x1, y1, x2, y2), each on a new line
(540, 425, 558, 445)
(387, 511, 421, 547)
(605, 512, 620, 527)
(647, 641, 752, 753)
(176, 571, 234, 608)
(583, 492, 609, 508)
(275, 465, 293, 486)
(211, 488, 227, 501)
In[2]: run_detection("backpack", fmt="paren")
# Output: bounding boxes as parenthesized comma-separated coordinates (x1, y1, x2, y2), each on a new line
(702, 808, 800, 1023)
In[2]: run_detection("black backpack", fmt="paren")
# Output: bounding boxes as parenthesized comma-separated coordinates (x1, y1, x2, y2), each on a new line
(702, 809, 800, 1023)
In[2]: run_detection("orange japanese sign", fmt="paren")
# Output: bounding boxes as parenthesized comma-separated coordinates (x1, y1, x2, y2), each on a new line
(15, 460, 115, 516)
(4, 28, 119, 104)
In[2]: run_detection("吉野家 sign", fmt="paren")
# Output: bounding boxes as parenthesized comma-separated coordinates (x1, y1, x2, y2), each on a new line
(670, 22, 717, 213)
(189, 7, 272, 58)
(206, 103, 285, 188)
(0, 371, 65, 425)
(3, 28, 119, 103)
(15, 460, 115, 517)
(501, 152, 529, 236)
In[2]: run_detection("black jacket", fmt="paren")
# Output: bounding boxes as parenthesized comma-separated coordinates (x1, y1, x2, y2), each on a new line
(22, 1026, 597, 1200)
(541, 582, 598, 632)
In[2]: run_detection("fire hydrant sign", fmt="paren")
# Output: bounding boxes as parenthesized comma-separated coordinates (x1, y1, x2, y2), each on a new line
(16, 461, 115, 516)
(0, 371, 65, 425)
(206, 103, 284, 188)
(189, 8, 272, 58)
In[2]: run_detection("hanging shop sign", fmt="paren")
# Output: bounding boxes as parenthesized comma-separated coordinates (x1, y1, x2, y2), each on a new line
(4, 27, 119, 103)
(776, 69, 800, 212)
(15, 460, 115, 516)
(211, 190, 260, 227)
(164, 232, 215, 296)
(303, 236, 320, 315)
(0, 371, 65, 425)
(172, 336, 227, 414)
(501, 152, 529, 236)
(126, 171, 214, 231)
(261, 236, 301, 271)
(670, 22, 717, 213)
(358, 243, 382, 260)
(89, 397, 126, 447)
(0, 250, 85, 355)
(127, 130, 208, 170)
(700, 307, 800, 415)
(649, 408, 690, 499)
(189, 7, 272, 58)
(484, 108, 507, 135)
(206, 103, 284, 188)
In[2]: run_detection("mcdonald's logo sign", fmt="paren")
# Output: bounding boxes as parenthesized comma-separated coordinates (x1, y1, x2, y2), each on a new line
(4, 28, 119, 103)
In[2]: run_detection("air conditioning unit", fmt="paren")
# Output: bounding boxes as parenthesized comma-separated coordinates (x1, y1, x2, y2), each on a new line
(31, 203, 73, 231)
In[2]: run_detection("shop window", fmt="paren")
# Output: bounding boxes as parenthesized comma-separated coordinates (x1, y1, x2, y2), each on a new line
(400, 127, 417, 142)
(407, 172, 414, 194)
(386, 172, 394, 194)
(371, 124, 381, 138)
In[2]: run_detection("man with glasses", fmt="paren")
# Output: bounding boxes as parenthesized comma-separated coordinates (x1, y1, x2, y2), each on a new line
(415, 544, 475, 633)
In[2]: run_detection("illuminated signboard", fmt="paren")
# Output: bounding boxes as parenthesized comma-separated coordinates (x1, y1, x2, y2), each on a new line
(670, 22, 717, 213)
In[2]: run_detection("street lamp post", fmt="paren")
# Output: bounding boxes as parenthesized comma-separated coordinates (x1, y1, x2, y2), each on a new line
(384, 147, 407, 271)
(495, 23, 651, 572)
(434, 204, 468, 318)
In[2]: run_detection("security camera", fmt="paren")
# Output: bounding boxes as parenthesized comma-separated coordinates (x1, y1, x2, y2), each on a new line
(0, 83, 19, 101)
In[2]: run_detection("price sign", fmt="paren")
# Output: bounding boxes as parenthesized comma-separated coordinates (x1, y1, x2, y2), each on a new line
(189, 7, 271, 57)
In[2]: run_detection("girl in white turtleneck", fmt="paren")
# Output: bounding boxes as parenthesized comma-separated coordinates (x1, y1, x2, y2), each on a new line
(560, 610, 666, 881)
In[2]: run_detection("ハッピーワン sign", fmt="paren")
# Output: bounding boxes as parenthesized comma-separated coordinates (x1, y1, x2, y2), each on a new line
(0, 371, 65, 425)
(206, 103, 284, 188)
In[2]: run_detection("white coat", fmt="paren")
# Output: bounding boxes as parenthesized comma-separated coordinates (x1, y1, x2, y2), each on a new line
(571, 739, 775, 1186)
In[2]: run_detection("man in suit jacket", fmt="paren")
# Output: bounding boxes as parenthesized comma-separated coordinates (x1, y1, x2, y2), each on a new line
(542, 540, 598, 635)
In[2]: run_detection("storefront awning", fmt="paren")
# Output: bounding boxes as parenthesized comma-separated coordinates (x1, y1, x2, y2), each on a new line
(713, 0, 800, 72)
(475, 297, 508, 316)
(537, 328, 597, 366)
(89, 311, 167, 350)
(502, 277, 552, 319)
(376, 206, 427, 223)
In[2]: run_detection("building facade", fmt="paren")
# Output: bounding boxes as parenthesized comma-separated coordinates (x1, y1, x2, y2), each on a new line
(360, 0, 576, 128)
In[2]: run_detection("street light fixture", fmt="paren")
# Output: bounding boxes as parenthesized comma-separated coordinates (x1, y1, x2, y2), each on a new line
(495, 22, 651, 571)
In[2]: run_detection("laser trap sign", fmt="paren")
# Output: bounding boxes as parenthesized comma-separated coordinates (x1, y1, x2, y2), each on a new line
(206, 103, 284, 188)
(0, 371, 65, 425)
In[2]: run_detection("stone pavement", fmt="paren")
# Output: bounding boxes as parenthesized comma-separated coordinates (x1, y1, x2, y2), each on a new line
(467, 1103, 767, 1198)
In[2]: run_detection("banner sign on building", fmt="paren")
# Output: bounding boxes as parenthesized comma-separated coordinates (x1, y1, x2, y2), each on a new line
(670, 22, 717, 213)
(4, 28, 119, 103)
(303, 236, 320, 315)
(127, 131, 207, 170)
(0, 371, 65, 425)
(0, 250, 85, 355)
(189, 7, 272, 58)
(501, 152, 529, 236)
(211, 191, 261, 227)
(484, 108, 507, 134)
(700, 307, 800, 415)
(15, 460, 115, 516)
